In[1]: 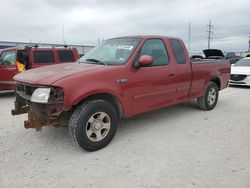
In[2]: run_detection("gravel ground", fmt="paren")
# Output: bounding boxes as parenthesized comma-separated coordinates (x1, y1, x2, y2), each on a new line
(0, 87, 250, 188)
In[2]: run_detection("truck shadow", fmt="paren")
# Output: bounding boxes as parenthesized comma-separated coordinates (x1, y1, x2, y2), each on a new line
(28, 126, 82, 153)
(229, 85, 250, 89)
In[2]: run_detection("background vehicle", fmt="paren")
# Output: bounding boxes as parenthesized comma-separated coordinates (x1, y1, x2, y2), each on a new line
(203, 49, 225, 59)
(11, 36, 231, 151)
(202, 49, 242, 64)
(224, 52, 242, 64)
(0, 47, 18, 90)
(230, 57, 250, 86)
(0, 46, 79, 90)
(0, 58, 8, 65)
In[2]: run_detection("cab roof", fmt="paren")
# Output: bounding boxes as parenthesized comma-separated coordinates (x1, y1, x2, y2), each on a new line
(110, 35, 182, 41)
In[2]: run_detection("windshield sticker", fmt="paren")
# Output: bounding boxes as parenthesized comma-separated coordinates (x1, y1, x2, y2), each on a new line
(117, 45, 133, 50)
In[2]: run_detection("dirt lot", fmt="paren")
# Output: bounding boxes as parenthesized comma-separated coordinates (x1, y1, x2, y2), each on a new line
(0, 87, 249, 188)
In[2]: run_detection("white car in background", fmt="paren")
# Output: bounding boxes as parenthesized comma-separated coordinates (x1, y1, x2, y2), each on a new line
(230, 57, 250, 86)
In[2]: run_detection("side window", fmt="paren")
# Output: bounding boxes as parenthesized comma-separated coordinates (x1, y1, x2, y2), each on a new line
(33, 51, 55, 64)
(57, 50, 75, 62)
(0, 51, 16, 65)
(136, 39, 169, 66)
(170, 39, 186, 64)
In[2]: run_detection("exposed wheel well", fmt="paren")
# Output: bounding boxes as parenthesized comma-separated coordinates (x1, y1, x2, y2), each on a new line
(211, 77, 221, 89)
(78, 93, 124, 118)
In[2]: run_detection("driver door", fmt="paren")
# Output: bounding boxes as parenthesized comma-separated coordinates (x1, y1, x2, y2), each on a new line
(128, 39, 177, 115)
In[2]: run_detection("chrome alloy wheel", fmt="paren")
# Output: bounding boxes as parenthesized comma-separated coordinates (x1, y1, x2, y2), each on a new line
(207, 88, 216, 106)
(86, 112, 111, 142)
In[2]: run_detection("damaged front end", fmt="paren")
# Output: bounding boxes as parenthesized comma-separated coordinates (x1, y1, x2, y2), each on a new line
(11, 82, 72, 130)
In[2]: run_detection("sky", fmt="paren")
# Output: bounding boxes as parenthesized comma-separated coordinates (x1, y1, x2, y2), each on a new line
(0, 0, 249, 52)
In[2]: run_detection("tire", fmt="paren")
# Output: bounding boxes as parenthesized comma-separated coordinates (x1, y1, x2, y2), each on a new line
(69, 99, 118, 151)
(197, 81, 219, 111)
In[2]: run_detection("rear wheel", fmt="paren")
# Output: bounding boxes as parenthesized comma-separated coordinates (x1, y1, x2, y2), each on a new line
(197, 81, 219, 110)
(69, 99, 118, 151)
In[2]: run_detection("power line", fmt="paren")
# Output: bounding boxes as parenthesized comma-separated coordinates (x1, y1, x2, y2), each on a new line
(207, 20, 214, 49)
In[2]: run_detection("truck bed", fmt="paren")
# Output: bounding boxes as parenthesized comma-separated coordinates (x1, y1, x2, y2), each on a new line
(189, 59, 231, 99)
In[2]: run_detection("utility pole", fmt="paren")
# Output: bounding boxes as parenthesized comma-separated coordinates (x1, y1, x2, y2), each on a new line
(207, 20, 214, 49)
(188, 22, 191, 51)
(62, 25, 66, 45)
(248, 33, 250, 51)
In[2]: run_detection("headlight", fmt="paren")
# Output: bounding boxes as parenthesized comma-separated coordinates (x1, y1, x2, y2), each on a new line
(31, 88, 51, 103)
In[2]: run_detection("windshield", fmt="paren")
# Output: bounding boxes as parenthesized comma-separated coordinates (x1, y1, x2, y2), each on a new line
(0, 58, 4, 65)
(79, 38, 141, 65)
(234, 58, 250, 67)
(0, 50, 16, 65)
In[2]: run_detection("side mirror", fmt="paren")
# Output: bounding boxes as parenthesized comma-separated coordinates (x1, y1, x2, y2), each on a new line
(138, 55, 153, 66)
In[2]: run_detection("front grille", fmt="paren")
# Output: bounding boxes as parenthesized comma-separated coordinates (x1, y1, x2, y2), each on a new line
(230, 74, 247, 81)
(16, 82, 38, 100)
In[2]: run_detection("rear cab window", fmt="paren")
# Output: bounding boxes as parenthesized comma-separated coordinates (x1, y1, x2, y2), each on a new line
(33, 51, 55, 64)
(57, 50, 75, 62)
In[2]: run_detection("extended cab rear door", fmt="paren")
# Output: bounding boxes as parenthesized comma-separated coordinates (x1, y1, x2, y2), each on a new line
(128, 38, 177, 115)
(169, 39, 192, 102)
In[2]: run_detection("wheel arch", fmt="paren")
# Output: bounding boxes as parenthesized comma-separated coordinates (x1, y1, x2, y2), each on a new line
(199, 77, 221, 98)
(77, 93, 124, 118)
(210, 76, 221, 89)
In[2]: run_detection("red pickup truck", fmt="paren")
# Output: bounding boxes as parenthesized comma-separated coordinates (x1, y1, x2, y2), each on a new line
(11, 36, 230, 151)
(0, 46, 79, 90)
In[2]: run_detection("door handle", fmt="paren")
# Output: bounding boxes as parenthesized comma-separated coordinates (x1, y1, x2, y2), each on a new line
(169, 73, 175, 77)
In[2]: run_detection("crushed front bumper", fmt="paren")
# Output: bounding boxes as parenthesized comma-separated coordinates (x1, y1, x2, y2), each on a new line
(11, 82, 72, 130)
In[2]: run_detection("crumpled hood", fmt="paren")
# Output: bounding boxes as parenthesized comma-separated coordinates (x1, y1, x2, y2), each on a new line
(14, 63, 107, 85)
(231, 66, 250, 75)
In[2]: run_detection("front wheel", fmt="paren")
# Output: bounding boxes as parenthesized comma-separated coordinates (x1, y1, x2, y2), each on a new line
(69, 99, 118, 151)
(197, 81, 219, 110)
